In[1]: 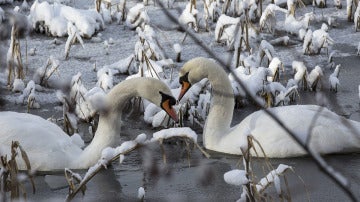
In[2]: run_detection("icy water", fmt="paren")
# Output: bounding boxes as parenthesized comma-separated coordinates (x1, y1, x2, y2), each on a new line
(2, 53, 360, 201)
(18, 115, 360, 202)
(8, 74, 360, 202)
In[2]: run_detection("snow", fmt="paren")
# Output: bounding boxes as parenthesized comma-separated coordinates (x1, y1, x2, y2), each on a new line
(178, 3, 199, 32)
(329, 64, 341, 91)
(135, 133, 147, 144)
(229, 66, 271, 98)
(284, 12, 314, 34)
(126, 3, 149, 29)
(152, 127, 198, 142)
(292, 61, 308, 85)
(267, 57, 283, 82)
(0, 7, 4, 21)
(138, 187, 145, 200)
(29, 0, 104, 38)
(85, 86, 106, 112)
(354, 5, 360, 31)
(12, 78, 25, 92)
(308, 65, 323, 90)
(101, 147, 116, 163)
(173, 43, 182, 53)
(223, 169, 249, 186)
(260, 4, 288, 34)
(214, 14, 240, 43)
(274, 175, 281, 194)
(256, 164, 292, 192)
(151, 108, 169, 127)
(311, 26, 334, 54)
(102, 54, 135, 74)
(303, 29, 312, 54)
(144, 103, 161, 124)
(96, 67, 114, 92)
(70, 133, 85, 148)
(83, 133, 147, 178)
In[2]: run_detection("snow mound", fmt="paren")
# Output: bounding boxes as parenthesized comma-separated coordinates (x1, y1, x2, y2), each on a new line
(29, 0, 104, 38)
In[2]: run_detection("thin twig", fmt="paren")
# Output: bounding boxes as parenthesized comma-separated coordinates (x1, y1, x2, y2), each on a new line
(65, 145, 140, 201)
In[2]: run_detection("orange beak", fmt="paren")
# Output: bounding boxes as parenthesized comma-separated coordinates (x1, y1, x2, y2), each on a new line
(178, 81, 191, 101)
(162, 99, 178, 122)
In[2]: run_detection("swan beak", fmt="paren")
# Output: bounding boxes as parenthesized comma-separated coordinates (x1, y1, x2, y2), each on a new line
(178, 81, 191, 101)
(162, 99, 179, 122)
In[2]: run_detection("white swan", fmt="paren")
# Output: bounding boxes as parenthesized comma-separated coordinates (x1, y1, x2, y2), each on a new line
(178, 57, 360, 157)
(0, 77, 178, 170)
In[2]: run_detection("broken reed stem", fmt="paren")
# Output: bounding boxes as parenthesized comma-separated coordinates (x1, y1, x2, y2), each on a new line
(39, 59, 51, 86)
(203, 0, 210, 31)
(95, 0, 101, 12)
(43, 64, 60, 84)
(181, 32, 188, 44)
(184, 138, 191, 167)
(143, 52, 161, 79)
(1, 141, 35, 201)
(25, 38, 28, 74)
(159, 139, 167, 164)
(66, 144, 140, 201)
(242, 136, 256, 202)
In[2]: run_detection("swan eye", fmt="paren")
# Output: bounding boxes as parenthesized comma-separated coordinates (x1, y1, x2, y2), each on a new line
(159, 91, 176, 106)
(179, 72, 189, 86)
(159, 91, 178, 122)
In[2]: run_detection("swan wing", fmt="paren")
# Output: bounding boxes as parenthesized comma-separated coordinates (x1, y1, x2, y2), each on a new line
(0, 111, 82, 170)
(222, 105, 360, 157)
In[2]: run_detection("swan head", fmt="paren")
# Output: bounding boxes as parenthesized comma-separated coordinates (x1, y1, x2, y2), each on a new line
(178, 57, 210, 101)
(159, 91, 178, 122)
(136, 78, 178, 122)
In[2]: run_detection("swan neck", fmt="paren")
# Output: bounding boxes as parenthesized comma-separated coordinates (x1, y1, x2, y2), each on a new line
(74, 81, 139, 168)
(202, 63, 235, 149)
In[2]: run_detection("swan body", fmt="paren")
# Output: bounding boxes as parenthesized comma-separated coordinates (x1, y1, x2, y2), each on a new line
(178, 57, 360, 157)
(0, 78, 177, 170)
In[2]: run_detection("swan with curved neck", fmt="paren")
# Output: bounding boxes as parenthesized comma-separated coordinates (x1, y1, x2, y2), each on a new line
(178, 57, 360, 157)
(0, 77, 178, 170)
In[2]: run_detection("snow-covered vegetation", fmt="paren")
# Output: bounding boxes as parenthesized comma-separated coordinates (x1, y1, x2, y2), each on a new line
(29, 0, 104, 38)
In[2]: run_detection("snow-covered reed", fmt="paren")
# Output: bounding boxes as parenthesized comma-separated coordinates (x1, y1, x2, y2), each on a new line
(311, 24, 334, 55)
(229, 66, 272, 102)
(267, 57, 283, 82)
(64, 22, 85, 59)
(126, 3, 149, 30)
(33, 56, 60, 87)
(178, 2, 199, 32)
(102, 54, 136, 74)
(292, 61, 308, 89)
(354, 5, 360, 31)
(284, 12, 314, 34)
(134, 25, 165, 62)
(329, 64, 341, 92)
(214, 14, 240, 43)
(16, 80, 40, 111)
(259, 4, 287, 34)
(203, 0, 221, 27)
(96, 67, 114, 92)
(29, 0, 104, 38)
(307, 65, 323, 91)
